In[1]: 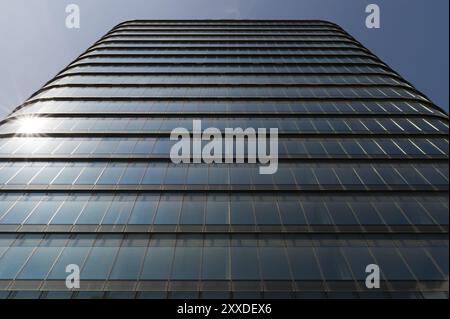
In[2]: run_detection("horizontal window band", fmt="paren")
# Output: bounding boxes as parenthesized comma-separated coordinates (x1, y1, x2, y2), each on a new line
(9, 112, 447, 121)
(32, 83, 419, 101)
(1, 232, 444, 240)
(27, 95, 430, 107)
(86, 46, 371, 53)
(12, 98, 445, 118)
(115, 21, 341, 25)
(0, 225, 447, 235)
(0, 157, 447, 163)
(37, 83, 413, 90)
(50, 71, 404, 83)
(58, 67, 398, 76)
(104, 31, 351, 36)
(109, 27, 346, 32)
(0, 186, 446, 192)
(78, 53, 379, 60)
(91, 43, 364, 49)
(96, 39, 360, 45)
(105, 30, 349, 35)
(0, 189, 447, 198)
(115, 20, 340, 24)
(1, 133, 447, 139)
(18, 96, 436, 107)
(108, 25, 345, 29)
(67, 61, 388, 68)
(0, 190, 446, 198)
(102, 34, 355, 40)
(1, 280, 447, 291)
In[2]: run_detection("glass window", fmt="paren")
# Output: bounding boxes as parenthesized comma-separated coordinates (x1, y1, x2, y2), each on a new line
(97, 165, 125, 185)
(342, 247, 376, 280)
(76, 200, 110, 224)
(326, 202, 358, 225)
(109, 246, 147, 280)
(302, 202, 332, 225)
(47, 246, 91, 279)
(259, 247, 291, 280)
(231, 247, 260, 280)
(0, 247, 34, 279)
(396, 167, 429, 185)
(254, 202, 280, 225)
(374, 202, 409, 225)
(6, 166, 42, 185)
(278, 200, 306, 225)
(0, 201, 37, 224)
(397, 202, 434, 225)
(128, 198, 158, 224)
(30, 167, 63, 185)
(205, 200, 229, 225)
(171, 246, 202, 280)
(180, 200, 205, 225)
(292, 167, 317, 185)
(202, 247, 230, 280)
(17, 247, 62, 279)
(186, 167, 208, 184)
(52, 166, 81, 185)
(415, 167, 448, 185)
(354, 167, 385, 186)
(141, 246, 174, 280)
(375, 167, 407, 185)
(316, 247, 353, 280)
(400, 247, 445, 280)
(350, 202, 384, 225)
(119, 165, 145, 184)
(208, 166, 229, 184)
(50, 201, 85, 224)
(154, 200, 181, 224)
(421, 202, 449, 224)
(314, 168, 340, 185)
(164, 166, 187, 184)
(142, 164, 166, 184)
(230, 201, 254, 225)
(371, 247, 414, 280)
(81, 246, 119, 280)
(24, 200, 62, 224)
(230, 167, 252, 185)
(427, 247, 449, 276)
(287, 247, 321, 280)
(101, 200, 134, 225)
(334, 167, 363, 186)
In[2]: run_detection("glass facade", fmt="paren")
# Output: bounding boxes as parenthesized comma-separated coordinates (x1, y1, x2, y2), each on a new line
(0, 20, 448, 299)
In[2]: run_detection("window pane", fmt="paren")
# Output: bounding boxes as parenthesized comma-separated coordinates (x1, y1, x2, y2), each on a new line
(231, 247, 260, 280)
(287, 247, 321, 280)
(202, 247, 230, 280)
(141, 246, 174, 279)
(171, 247, 202, 280)
(109, 247, 146, 279)
(259, 247, 290, 279)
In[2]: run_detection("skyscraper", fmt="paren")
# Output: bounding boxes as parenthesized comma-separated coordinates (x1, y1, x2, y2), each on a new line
(0, 20, 448, 299)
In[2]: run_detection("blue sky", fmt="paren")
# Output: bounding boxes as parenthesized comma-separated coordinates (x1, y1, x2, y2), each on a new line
(0, 0, 448, 117)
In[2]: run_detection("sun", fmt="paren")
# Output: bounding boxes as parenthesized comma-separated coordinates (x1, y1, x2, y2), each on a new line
(16, 116, 44, 135)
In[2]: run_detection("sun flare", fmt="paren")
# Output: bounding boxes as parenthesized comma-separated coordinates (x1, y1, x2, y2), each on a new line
(16, 116, 44, 134)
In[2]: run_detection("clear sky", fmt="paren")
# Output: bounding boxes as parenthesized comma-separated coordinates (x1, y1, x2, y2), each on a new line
(0, 0, 448, 118)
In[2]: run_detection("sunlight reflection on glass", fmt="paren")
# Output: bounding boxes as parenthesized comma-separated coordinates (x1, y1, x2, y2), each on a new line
(16, 116, 44, 134)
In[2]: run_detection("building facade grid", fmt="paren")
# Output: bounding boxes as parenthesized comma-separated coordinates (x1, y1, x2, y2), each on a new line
(0, 20, 448, 299)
